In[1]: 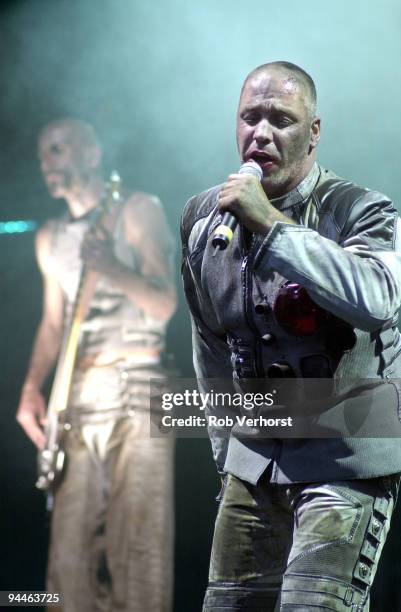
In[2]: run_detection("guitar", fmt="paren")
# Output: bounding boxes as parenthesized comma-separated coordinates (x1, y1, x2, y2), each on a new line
(36, 171, 122, 493)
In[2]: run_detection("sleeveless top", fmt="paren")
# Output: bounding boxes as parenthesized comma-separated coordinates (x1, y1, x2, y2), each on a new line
(47, 198, 169, 362)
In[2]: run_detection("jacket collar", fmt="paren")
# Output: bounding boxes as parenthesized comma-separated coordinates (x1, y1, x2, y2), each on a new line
(271, 162, 321, 212)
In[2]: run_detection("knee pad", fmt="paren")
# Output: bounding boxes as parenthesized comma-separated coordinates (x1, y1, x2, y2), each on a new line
(203, 583, 280, 611)
(281, 573, 368, 611)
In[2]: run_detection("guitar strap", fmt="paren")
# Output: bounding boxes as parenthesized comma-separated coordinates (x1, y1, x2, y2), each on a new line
(74, 191, 124, 325)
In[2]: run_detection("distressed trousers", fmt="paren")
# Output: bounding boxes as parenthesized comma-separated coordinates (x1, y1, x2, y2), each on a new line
(203, 472, 400, 611)
(46, 363, 174, 612)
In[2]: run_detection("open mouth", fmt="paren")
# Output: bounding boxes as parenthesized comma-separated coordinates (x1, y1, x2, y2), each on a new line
(248, 152, 278, 169)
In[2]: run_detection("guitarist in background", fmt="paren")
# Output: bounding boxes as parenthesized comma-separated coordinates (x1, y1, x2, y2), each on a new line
(16, 118, 177, 612)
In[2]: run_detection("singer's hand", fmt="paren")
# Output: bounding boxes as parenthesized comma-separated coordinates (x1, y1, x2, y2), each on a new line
(218, 173, 295, 235)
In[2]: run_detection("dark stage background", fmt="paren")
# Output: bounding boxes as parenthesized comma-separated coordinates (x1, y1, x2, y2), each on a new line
(0, 0, 400, 610)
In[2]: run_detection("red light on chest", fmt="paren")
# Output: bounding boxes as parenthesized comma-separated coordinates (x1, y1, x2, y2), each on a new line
(274, 283, 324, 336)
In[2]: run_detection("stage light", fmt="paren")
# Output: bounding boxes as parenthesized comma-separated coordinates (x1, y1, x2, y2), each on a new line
(0, 220, 38, 234)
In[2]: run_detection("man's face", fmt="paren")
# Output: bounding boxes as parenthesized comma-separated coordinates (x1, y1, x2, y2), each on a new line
(38, 125, 93, 199)
(236, 68, 320, 198)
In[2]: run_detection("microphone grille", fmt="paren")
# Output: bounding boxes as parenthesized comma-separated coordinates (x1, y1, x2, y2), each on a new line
(238, 160, 263, 181)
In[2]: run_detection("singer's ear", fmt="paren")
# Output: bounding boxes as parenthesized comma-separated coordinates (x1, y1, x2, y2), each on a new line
(309, 117, 321, 151)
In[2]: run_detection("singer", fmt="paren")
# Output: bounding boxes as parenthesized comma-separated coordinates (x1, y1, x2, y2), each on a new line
(181, 62, 401, 611)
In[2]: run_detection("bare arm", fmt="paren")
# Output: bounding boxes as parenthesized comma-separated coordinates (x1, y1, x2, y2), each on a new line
(82, 194, 177, 321)
(16, 223, 64, 448)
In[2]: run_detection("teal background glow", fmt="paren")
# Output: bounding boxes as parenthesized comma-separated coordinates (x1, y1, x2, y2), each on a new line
(0, 1, 399, 609)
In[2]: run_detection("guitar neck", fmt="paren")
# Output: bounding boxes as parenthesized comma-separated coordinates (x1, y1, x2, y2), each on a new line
(46, 264, 93, 416)
(45, 171, 122, 422)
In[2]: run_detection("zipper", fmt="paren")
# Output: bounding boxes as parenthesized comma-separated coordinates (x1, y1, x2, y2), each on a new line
(241, 235, 263, 377)
(241, 231, 282, 473)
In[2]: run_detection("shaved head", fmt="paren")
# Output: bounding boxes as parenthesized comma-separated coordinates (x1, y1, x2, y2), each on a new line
(242, 62, 317, 119)
(237, 61, 321, 197)
(39, 117, 101, 151)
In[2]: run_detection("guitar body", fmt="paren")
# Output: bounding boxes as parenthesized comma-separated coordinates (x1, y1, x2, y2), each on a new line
(36, 437, 66, 491)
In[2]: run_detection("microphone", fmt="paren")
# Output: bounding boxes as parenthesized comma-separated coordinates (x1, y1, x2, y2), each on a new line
(212, 160, 263, 254)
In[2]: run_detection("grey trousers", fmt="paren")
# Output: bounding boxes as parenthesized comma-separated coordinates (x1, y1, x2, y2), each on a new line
(203, 472, 400, 611)
(47, 364, 174, 612)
